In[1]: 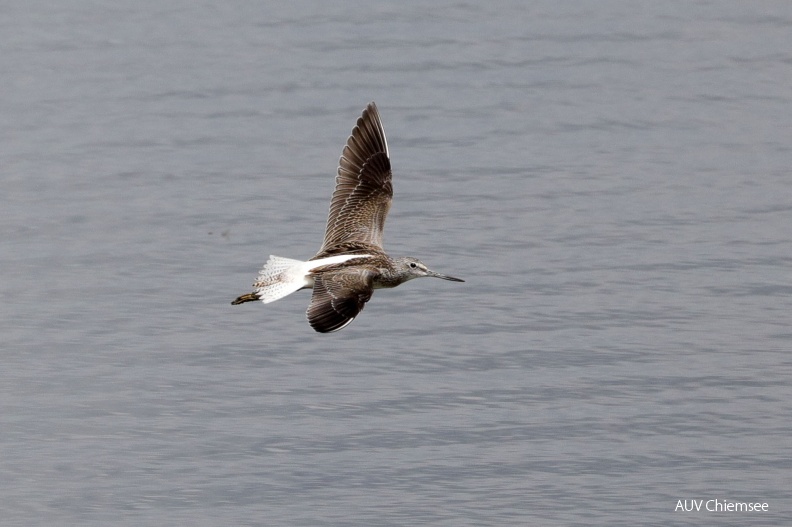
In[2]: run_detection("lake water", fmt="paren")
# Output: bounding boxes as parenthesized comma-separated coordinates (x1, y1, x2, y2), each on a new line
(2, 1, 791, 525)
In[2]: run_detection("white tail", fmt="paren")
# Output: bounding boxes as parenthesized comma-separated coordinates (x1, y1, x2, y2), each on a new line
(252, 254, 374, 304)
(254, 255, 310, 303)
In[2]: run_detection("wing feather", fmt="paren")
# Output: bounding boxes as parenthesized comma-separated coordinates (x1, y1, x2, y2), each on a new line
(306, 268, 375, 333)
(319, 102, 392, 253)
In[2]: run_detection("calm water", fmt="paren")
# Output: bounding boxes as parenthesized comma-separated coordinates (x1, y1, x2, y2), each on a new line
(2, 1, 791, 525)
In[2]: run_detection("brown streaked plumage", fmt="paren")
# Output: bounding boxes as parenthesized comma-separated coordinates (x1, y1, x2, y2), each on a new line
(318, 102, 392, 255)
(232, 102, 463, 333)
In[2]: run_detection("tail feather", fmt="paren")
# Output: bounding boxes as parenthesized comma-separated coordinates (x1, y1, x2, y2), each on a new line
(253, 255, 309, 304)
(255, 255, 304, 285)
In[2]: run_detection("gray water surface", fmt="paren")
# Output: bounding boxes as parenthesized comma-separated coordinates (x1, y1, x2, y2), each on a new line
(2, 1, 791, 526)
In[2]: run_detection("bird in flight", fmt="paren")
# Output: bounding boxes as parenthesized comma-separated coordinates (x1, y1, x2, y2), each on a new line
(232, 102, 463, 333)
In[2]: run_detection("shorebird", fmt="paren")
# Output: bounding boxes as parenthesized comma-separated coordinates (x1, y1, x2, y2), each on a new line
(232, 102, 463, 333)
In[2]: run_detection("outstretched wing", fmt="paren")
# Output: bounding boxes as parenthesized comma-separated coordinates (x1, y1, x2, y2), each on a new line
(306, 268, 376, 333)
(319, 102, 392, 254)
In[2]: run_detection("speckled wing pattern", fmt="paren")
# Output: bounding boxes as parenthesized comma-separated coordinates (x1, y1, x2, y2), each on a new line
(318, 102, 392, 254)
(306, 267, 376, 333)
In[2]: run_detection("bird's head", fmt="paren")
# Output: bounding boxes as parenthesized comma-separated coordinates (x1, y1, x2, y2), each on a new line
(395, 257, 465, 283)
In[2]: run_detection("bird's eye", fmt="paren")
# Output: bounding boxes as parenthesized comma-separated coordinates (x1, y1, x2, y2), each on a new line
(409, 262, 417, 268)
